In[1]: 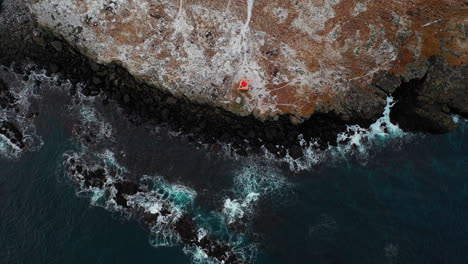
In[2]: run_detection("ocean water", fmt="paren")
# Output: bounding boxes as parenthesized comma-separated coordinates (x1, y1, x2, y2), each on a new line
(0, 66, 467, 264)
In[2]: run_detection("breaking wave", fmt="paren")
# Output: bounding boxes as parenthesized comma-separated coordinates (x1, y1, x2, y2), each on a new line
(333, 97, 406, 158)
(141, 175, 198, 247)
(277, 96, 411, 171)
(63, 148, 195, 245)
(73, 105, 114, 147)
(223, 162, 291, 225)
(0, 65, 61, 158)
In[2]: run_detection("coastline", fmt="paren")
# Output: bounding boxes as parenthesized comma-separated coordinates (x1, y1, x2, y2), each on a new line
(1, 0, 466, 160)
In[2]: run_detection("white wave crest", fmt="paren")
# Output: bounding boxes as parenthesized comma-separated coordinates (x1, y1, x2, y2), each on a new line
(222, 162, 291, 225)
(279, 96, 410, 171)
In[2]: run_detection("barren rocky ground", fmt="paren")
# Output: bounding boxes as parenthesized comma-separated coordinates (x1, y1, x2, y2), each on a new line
(27, 0, 467, 123)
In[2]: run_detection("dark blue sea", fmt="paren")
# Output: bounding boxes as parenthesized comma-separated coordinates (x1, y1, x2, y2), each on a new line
(1, 66, 467, 264)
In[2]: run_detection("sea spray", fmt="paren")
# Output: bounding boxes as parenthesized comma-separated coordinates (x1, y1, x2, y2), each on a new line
(130, 175, 197, 247)
(185, 162, 288, 264)
(74, 105, 114, 145)
(190, 97, 410, 173)
(0, 65, 57, 158)
(0, 64, 99, 159)
(277, 96, 410, 171)
(222, 162, 291, 225)
(64, 149, 198, 249)
(223, 193, 259, 224)
(332, 96, 407, 161)
(0, 133, 23, 159)
(233, 162, 290, 197)
(63, 149, 125, 208)
(184, 246, 215, 264)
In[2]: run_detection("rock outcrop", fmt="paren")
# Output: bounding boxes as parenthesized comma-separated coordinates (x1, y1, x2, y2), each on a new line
(0, 79, 16, 108)
(391, 56, 467, 134)
(27, 0, 467, 123)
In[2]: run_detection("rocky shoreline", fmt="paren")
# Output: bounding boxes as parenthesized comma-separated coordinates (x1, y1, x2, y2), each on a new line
(1, 0, 467, 160)
(64, 154, 245, 263)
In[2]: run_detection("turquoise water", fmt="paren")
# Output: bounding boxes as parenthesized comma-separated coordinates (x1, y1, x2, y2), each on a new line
(0, 67, 467, 263)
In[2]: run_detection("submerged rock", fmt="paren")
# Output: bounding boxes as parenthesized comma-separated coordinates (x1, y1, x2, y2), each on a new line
(27, 0, 466, 124)
(0, 79, 16, 108)
(64, 154, 245, 263)
(288, 144, 303, 160)
(175, 214, 243, 264)
(0, 120, 25, 149)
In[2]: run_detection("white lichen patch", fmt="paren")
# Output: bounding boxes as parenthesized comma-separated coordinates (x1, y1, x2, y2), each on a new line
(352, 1, 367, 17)
(292, 0, 341, 42)
(272, 7, 288, 24)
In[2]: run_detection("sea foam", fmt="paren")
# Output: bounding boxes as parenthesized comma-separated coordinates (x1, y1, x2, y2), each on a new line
(279, 96, 410, 171)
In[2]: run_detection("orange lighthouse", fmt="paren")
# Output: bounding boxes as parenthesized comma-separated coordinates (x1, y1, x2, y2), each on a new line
(238, 79, 250, 91)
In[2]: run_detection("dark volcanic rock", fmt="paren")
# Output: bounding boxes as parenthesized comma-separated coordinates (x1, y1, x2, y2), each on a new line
(174, 214, 198, 245)
(391, 57, 468, 134)
(175, 214, 243, 264)
(0, 78, 16, 108)
(83, 168, 106, 188)
(114, 181, 140, 207)
(374, 72, 402, 95)
(288, 145, 304, 160)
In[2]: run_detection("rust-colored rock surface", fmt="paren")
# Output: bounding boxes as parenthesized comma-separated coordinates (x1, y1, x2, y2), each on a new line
(28, 0, 467, 121)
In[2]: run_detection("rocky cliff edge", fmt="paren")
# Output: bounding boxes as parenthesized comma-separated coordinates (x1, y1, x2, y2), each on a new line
(27, 0, 467, 127)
